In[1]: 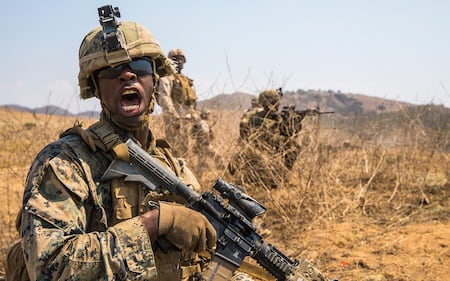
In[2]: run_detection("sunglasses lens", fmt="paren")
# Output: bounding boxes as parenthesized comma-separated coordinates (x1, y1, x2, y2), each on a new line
(128, 59, 153, 76)
(97, 59, 153, 79)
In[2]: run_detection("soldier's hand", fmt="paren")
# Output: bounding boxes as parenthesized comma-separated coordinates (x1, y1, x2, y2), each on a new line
(158, 202, 217, 253)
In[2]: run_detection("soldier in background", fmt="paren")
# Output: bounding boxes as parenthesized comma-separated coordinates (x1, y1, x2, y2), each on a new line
(157, 49, 199, 157)
(157, 49, 217, 163)
(157, 48, 198, 118)
(228, 89, 302, 188)
(241, 88, 302, 169)
(240, 89, 284, 151)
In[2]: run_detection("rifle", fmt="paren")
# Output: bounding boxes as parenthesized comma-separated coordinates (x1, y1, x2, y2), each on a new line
(281, 106, 335, 117)
(280, 106, 335, 136)
(102, 138, 333, 281)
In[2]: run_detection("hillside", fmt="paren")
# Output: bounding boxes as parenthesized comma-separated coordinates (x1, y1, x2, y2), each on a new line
(198, 89, 425, 117)
(2, 89, 435, 119)
(0, 104, 99, 118)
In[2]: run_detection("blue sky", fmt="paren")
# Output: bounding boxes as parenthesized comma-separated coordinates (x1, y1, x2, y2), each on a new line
(1, 1, 449, 113)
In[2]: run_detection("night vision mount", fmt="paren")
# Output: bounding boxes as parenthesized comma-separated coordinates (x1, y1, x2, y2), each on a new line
(97, 5, 130, 62)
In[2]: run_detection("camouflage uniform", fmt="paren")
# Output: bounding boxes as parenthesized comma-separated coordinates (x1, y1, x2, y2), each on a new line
(228, 90, 301, 188)
(239, 106, 283, 147)
(240, 90, 301, 169)
(14, 119, 201, 281)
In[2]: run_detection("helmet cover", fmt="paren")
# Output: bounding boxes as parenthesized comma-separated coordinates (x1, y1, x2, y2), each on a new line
(78, 21, 175, 99)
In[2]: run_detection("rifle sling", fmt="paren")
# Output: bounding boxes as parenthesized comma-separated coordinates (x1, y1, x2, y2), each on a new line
(60, 121, 130, 162)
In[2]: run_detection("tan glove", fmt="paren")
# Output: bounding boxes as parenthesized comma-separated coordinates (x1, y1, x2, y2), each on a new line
(158, 202, 217, 253)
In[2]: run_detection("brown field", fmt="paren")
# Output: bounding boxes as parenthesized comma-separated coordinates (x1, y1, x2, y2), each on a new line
(0, 107, 449, 280)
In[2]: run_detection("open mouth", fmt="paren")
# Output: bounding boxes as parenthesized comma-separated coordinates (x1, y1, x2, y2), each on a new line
(120, 90, 142, 113)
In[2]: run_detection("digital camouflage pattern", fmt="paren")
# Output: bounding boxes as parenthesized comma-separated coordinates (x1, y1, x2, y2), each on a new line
(14, 119, 201, 281)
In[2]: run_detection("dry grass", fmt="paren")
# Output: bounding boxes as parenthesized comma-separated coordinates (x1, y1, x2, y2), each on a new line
(0, 106, 449, 280)
(0, 108, 97, 274)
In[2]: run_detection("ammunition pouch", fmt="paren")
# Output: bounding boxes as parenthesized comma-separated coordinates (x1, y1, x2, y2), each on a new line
(171, 73, 197, 107)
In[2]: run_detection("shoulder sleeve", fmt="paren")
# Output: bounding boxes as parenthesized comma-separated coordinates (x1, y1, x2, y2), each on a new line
(20, 139, 157, 281)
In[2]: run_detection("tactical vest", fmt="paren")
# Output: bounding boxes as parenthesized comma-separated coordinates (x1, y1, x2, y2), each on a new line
(170, 73, 197, 107)
(6, 120, 202, 281)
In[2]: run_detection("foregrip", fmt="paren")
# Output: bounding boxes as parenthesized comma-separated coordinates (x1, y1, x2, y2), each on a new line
(253, 242, 297, 281)
(125, 138, 201, 202)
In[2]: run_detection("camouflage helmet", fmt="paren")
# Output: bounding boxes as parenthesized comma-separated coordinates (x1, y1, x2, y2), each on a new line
(78, 21, 175, 99)
(168, 48, 186, 62)
(258, 89, 282, 107)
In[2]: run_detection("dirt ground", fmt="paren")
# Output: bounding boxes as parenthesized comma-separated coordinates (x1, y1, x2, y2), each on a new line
(287, 220, 449, 280)
(229, 182, 450, 281)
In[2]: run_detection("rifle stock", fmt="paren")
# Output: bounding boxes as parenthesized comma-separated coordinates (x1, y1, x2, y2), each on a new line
(101, 138, 332, 281)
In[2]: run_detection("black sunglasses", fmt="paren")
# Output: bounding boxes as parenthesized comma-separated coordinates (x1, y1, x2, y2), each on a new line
(97, 58, 154, 79)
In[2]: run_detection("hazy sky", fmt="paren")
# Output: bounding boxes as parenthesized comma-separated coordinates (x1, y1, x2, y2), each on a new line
(1, 1, 449, 113)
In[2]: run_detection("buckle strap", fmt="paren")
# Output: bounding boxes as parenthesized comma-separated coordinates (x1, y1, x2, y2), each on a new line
(91, 122, 120, 151)
(89, 121, 130, 162)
